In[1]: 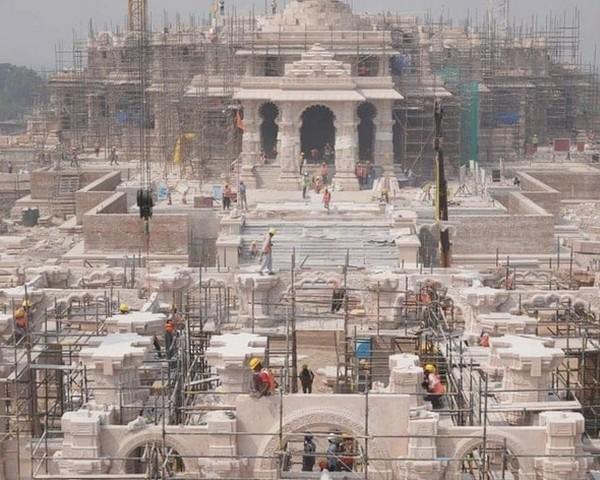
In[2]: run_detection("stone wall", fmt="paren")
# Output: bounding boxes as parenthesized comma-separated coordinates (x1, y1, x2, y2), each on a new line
(31, 169, 108, 199)
(524, 169, 600, 200)
(516, 172, 562, 218)
(83, 193, 189, 254)
(453, 192, 554, 255)
(75, 171, 122, 224)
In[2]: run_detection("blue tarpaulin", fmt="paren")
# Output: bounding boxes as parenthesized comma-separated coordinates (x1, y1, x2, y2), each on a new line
(355, 338, 372, 359)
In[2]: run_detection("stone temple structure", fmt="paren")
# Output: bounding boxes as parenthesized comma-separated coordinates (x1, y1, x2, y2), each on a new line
(0, 0, 599, 478)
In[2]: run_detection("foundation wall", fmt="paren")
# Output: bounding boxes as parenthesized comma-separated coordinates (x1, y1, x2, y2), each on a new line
(83, 193, 189, 254)
(75, 171, 122, 224)
(453, 192, 554, 255)
(524, 169, 600, 200)
(31, 170, 108, 200)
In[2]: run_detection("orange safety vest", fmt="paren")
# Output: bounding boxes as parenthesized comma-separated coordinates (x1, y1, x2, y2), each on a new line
(15, 316, 27, 330)
(259, 369, 277, 393)
(428, 373, 445, 394)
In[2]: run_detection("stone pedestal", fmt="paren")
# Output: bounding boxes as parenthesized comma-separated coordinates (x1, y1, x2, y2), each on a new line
(216, 235, 242, 269)
(236, 274, 280, 327)
(458, 286, 510, 334)
(55, 410, 110, 475)
(478, 312, 537, 336)
(205, 333, 267, 393)
(388, 353, 423, 408)
(199, 411, 242, 476)
(490, 335, 564, 424)
(399, 411, 442, 480)
(536, 412, 587, 480)
(79, 334, 151, 417)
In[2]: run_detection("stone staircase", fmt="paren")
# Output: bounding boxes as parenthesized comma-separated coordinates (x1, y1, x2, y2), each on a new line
(52, 174, 80, 218)
(240, 219, 399, 270)
(254, 165, 281, 189)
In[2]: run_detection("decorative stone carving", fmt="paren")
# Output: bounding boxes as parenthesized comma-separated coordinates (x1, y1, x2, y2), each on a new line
(235, 274, 280, 327)
(399, 411, 443, 480)
(536, 412, 588, 480)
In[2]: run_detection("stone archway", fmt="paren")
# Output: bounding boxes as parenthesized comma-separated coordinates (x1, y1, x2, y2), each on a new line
(256, 407, 393, 478)
(300, 105, 336, 163)
(446, 432, 533, 480)
(259, 102, 279, 159)
(357, 102, 377, 162)
(110, 429, 198, 474)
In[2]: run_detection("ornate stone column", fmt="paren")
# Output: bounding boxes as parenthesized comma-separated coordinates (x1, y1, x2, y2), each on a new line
(277, 102, 301, 189)
(490, 335, 564, 424)
(374, 100, 395, 175)
(333, 102, 360, 190)
(399, 411, 443, 480)
(236, 274, 280, 327)
(536, 412, 588, 480)
(387, 353, 423, 408)
(240, 100, 261, 188)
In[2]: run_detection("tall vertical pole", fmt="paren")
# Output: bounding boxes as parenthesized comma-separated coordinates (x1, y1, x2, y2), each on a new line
(290, 249, 298, 393)
(434, 99, 451, 267)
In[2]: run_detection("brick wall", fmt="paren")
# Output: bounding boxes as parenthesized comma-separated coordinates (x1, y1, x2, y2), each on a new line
(31, 169, 108, 200)
(453, 213, 555, 255)
(83, 193, 189, 254)
(525, 170, 600, 200)
(75, 172, 122, 224)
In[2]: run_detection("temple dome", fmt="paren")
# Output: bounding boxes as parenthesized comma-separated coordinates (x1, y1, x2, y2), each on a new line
(262, 0, 365, 31)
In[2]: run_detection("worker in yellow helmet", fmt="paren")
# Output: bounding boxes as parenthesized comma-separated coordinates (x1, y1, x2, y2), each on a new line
(249, 357, 276, 398)
(422, 363, 445, 410)
(259, 228, 276, 276)
(119, 303, 130, 314)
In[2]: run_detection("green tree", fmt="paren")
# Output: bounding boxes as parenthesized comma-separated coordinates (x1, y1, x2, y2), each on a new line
(0, 63, 47, 121)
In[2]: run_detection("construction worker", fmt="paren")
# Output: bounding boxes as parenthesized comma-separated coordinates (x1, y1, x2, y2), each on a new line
(302, 435, 316, 472)
(339, 435, 354, 472)
(14, 307, 27, 343)
(323, 188, 331, 211)
(302, 172, 310, 199)
(249, 357, 276, 397)
(259, 228, 276, 275)
(299, 364, 315, 393)
(222, 183, 232, 210)
(94, 142, 101, 157)
(479, 332, 490, 348)
(7, 160, 13, 174)
(326, 435, 341, 472)
(70, 147, 79, 168)
(238, 181, 248, 211)
(423, 364, 445, 410)
(249, 240, 258, 259)
(110, 146, 119, 166)
(119, 303, 129, 314)
(320, 162, 329, 185)
(165, 318, 175, 358)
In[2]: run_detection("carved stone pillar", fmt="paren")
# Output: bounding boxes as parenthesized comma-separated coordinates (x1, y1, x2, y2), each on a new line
(333, 103, 359, 190)
(240, 100, 261, 188)
(374, 101, 395, 175)
(278, 102, 301, 189)
(536, 412, 588, 480)
(399, 411, 443, 480)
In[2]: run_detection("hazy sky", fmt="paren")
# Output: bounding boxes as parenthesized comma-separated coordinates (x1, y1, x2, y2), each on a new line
(1, 0, 599, 70)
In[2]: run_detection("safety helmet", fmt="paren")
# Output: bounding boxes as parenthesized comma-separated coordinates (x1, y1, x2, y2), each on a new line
(268, 228, 277, 236)
(14, 308, 25, 319)
(302, 364, 308, 369)
(424, 364, 435, 374)
(22, 299, 32, 309)
(249, 357, 262, 370)
(119, 303, 129, 313)
(251, 240, 257, 245)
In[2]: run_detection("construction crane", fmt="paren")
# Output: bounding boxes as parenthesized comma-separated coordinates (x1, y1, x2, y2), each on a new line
(128, 0, 153, 226)
(434, 99, 451, 268)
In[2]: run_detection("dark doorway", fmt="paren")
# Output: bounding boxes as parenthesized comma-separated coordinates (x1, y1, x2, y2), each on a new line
(418, 227, 439, 267)
(259, 102, 279, 159)
(300, 105, 335, 164)
(357, 102, 376, 162)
